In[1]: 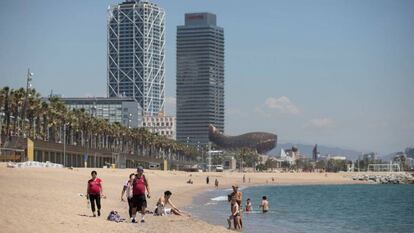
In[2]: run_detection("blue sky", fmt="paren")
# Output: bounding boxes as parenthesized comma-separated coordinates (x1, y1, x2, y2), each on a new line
(1, 0, 413, 154)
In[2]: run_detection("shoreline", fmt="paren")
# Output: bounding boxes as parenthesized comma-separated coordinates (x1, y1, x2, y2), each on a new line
(0, 165, 369, 233)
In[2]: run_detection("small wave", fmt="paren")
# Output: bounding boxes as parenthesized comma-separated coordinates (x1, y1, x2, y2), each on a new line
(211, 196, 228, 201)
(204, 202, 218, 206)
(245, 210, 277, 214)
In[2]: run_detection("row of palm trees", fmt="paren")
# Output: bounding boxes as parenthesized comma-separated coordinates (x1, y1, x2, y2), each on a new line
(0, 87, 199, 162)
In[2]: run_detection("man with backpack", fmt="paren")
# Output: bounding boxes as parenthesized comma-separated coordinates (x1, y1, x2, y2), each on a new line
(130, 166, 151, 223)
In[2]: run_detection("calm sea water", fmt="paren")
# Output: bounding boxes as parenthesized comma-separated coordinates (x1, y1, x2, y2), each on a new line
(185, 184, 414, 233)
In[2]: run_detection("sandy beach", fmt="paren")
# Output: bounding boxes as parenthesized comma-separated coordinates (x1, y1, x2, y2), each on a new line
(0, 164, 364, 233)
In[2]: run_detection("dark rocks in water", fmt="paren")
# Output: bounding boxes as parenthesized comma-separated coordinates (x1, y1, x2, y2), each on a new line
(208, 125, 277, 154)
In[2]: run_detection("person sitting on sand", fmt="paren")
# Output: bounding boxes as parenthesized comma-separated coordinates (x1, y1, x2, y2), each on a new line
(86, 170, 104, 217)
(245, 198, 252, 212)
(187, 178, 193, 184)
(259, 196, 269, 213)
(227, 197, 241, 230)
(121, 173, 135, 218)
(155, 191, 185, 216)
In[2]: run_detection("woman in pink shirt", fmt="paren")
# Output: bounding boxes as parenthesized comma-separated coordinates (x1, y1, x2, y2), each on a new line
(86, 170, 103, 217)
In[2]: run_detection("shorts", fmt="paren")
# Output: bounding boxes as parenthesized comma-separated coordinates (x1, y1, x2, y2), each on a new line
(132, 195, 147, 210)
(164, 208, 172, 215)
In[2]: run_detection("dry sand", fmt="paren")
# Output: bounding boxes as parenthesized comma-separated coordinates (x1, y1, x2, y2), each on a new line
(0, 164, 365, 233)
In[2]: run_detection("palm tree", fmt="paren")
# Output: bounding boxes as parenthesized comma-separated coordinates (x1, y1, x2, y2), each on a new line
(1, 87, 201, 163)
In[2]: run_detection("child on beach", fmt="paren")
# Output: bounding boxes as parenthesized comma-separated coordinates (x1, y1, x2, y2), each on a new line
(227, 197, 241, 230)
(245, 198, 252, 212)
(259, 196, 269, 213)
(121, 173, 135, 218)
(86, 170, 104, 217)
(228, 185, 243, 228)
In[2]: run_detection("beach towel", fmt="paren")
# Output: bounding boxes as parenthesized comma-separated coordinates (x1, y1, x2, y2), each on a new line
(107, 210, 125, 223)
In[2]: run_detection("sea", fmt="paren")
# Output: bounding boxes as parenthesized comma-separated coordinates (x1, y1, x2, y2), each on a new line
(185, 184, 414, 233)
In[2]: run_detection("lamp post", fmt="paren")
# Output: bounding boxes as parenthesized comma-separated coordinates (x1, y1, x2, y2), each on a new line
(63, 122, 70, 167)
(0, 111, 4, 151)
(22, 69, 33, 136)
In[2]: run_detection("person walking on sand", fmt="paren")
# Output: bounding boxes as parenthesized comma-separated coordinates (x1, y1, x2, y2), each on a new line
(206, 176, 210, 184)
(215, 178, 219, 188)
(131, 166, 151, 223)
(121, 173, 135, 218)
(243, 174, 246, 183)
(86, 170, 104, 217)
(260, 196, 269, 213)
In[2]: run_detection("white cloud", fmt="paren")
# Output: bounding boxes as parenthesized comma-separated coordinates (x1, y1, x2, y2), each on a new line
(263, 96, 301, 115)
(305, 117, 335, 129)
(164, 96, 176, 116)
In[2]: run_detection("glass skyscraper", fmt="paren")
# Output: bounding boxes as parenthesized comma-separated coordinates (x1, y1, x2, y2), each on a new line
(107, 0, 165, 116)
(176, 13, 225, 146)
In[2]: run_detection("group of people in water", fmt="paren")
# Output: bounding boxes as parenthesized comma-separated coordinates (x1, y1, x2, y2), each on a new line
(226, 184, 270, 230)
(86, 168, 269, 228)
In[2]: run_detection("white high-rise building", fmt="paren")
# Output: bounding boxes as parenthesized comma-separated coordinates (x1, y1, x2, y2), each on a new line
(107, 0, 165, 116)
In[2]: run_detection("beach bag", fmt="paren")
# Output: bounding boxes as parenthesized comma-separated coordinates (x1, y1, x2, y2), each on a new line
(107, 210, 125, 223)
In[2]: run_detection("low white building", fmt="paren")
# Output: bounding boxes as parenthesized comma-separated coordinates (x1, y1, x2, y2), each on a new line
(279, 148, 295, 165)
(328, 155, 347, 161)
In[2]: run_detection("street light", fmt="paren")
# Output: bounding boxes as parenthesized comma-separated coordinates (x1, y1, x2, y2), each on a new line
(0, 111, 5, 150)
(197, 141, 201, 162)
(63, 122, 70, 167)
(22, 69, 33, 136)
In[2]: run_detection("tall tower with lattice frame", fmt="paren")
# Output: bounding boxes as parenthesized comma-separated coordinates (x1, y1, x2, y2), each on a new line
(107, 0, 165, 116)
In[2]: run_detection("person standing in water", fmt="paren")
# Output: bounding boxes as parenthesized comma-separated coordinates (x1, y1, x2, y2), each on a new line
(86, 170, 103, 217)
(245, 198, 252, 212)
(259, 196, 269, 213)
(228, 185, 243, 228)
(227, 197, 241, 229)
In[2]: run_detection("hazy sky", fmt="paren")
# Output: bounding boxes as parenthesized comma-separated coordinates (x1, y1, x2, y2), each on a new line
(1, 0, 413, 154)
